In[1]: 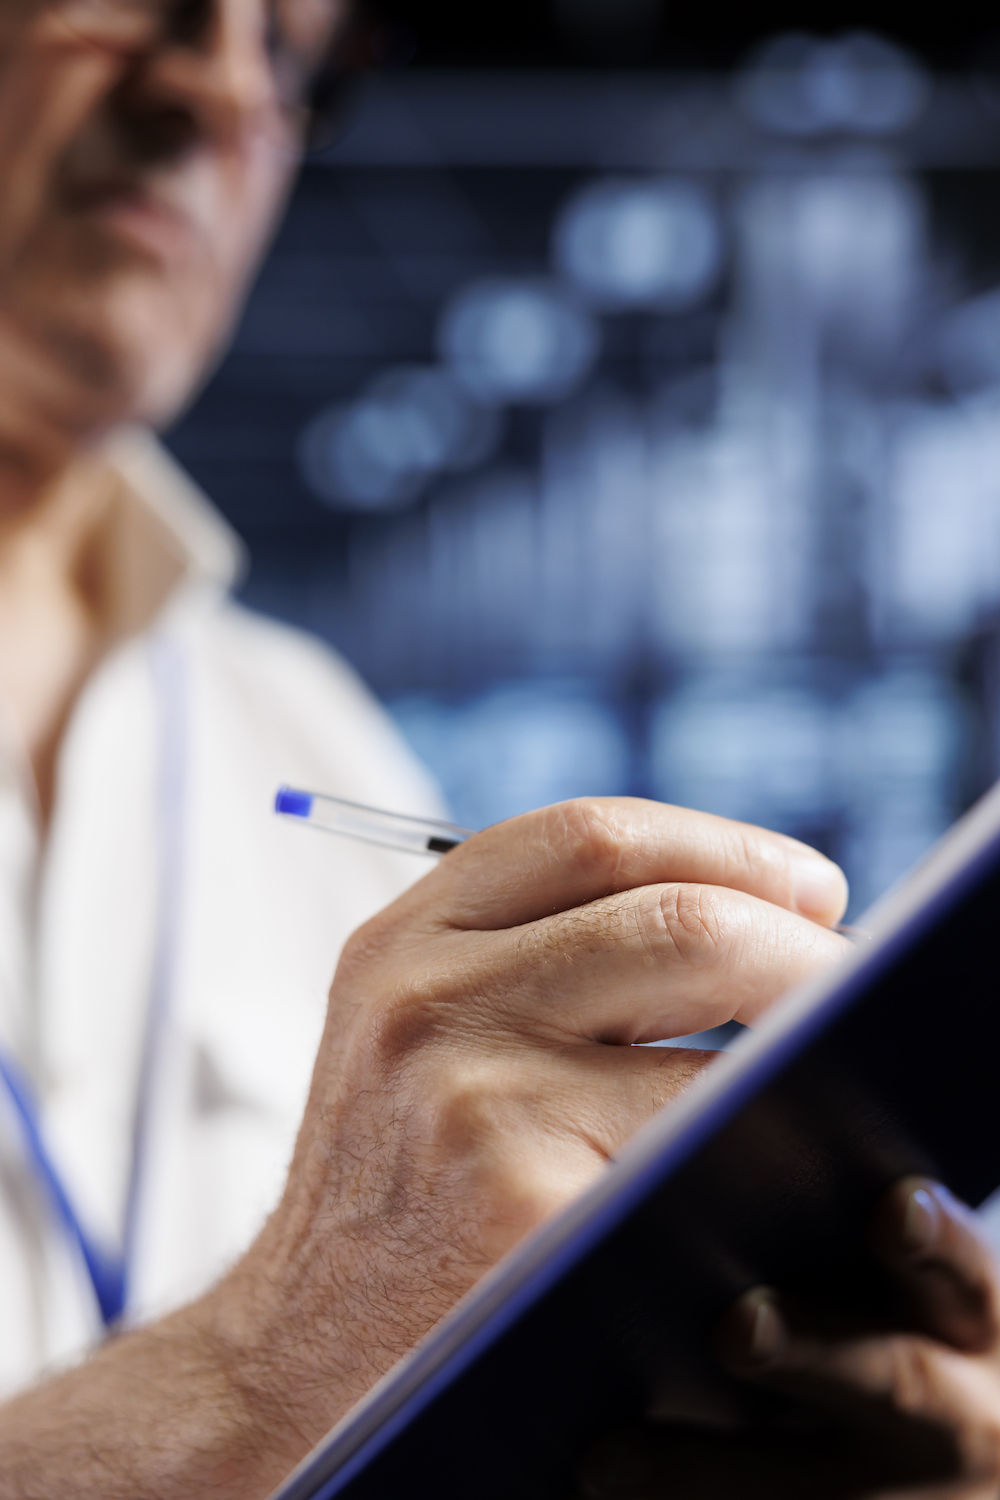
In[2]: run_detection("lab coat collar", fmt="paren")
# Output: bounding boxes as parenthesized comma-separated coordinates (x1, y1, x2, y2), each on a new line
(0, 427, 245, 808)
(100, 426, 248, 635)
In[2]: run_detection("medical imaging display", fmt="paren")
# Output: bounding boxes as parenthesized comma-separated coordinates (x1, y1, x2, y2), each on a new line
(168, 34, 1000, 917)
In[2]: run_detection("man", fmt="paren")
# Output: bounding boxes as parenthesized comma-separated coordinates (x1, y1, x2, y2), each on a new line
(0, 4, 998, 1498)
(0, 0, 442, 1387)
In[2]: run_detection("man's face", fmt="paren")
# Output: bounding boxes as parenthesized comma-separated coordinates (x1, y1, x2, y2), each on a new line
(0, 0, 341, 485)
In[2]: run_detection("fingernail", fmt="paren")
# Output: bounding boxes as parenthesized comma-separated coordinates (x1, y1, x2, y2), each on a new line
(748, 1295, 786, 1363)
(902, 1186, 942, 1253)
(719, 1289, 788, 1370)
(788, 853, 849, 923)
(581, 1441, 654, 1497)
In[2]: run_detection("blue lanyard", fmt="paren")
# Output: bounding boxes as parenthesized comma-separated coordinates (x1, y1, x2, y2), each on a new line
(0, 634, 187, 1332)
(0, 1049, 126, 1328)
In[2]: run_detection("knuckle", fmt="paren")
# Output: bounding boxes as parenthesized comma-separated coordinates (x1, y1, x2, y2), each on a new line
(476, 1159, 569, 1244)
(370, 995, 442, 1065)
(729, 822, 766, 882)
(652, 882, 725, 966)
(735, 823, 789, 902)
(545, 799, 627, 893)
(335, 909, 404, 987)
(335, 918, 380, 978)
(431, 1064, 511, 1155)
(363, 968, 469, 1066)
(885, 1338, 940, 1415)
(428, 1066, 564, 1239)
(721, 820, 799, 912)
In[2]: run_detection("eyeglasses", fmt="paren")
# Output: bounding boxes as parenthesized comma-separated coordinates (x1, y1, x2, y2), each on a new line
(40, 0, 353, 148)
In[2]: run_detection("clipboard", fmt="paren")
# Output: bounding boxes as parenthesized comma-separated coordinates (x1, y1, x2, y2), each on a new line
(270, 781, 1000, 1500)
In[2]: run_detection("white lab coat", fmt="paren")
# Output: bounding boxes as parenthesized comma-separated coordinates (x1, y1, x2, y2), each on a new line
(0, 429, 443, 1394)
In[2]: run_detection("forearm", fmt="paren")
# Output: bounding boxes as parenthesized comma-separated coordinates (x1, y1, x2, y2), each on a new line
(0, 1187, 414, 1500)
(0, 1263, 309, 1500)
(0, 1179, 463, 1500)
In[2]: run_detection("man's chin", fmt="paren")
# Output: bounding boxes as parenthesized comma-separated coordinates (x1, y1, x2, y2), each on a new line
(0, 273, 218, 449)
(93, 268, 232, 430)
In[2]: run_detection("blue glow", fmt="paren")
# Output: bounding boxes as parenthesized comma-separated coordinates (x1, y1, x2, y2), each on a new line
(391, 684, 630, 831)
(298, 367, 500, 512)
(438, 279, 598, 405)
(176, 57, 1000, 926)
(742, 174, 923, 336)
(738, 32, 929, 137)
(554, 178, 723, 311)
(938, 289, 1000, 393)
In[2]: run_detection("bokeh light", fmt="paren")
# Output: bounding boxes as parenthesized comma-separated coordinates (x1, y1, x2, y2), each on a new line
(170, 36, 1000, 927)
(554, 177, 724, 311)
(938, 289, 1000, 393)
(298, 366, 500, 511)
(390, 682, 630, 830)
(738, 32, 929, 137)
(438, 278, 599, 405)
(739, 172, 924, 352)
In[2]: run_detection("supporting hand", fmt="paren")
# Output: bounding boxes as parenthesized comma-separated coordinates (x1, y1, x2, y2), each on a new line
(581, 1178, 1000, 1500)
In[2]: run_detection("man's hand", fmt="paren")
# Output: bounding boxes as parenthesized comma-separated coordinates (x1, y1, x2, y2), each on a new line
(0, 797, 849, 1500)
(240, 797, 849, 1468)
(580, 1178, 1000, 1499)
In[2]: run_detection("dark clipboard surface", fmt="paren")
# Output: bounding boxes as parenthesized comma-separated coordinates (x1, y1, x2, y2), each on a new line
(269, 783, 1000, 1500)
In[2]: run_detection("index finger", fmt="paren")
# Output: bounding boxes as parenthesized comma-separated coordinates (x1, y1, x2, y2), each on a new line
(424, 798, 848, 932)
(870, 1178, 1000, 1353)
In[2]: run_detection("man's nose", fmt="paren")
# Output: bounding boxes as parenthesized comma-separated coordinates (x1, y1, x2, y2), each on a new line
(123, 0, 284, 149)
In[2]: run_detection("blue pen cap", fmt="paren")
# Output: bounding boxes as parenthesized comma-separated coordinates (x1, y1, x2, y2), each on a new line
(275, 786, 314, 819)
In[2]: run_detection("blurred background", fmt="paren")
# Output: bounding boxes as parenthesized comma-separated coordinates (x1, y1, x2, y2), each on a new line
(167, 0, 1000, 918)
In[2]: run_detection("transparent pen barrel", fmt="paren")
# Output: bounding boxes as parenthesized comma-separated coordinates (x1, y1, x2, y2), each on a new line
(276, 786, 474, 856)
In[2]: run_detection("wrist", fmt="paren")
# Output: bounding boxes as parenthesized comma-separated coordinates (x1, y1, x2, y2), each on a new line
(224, 1182, 459, 1461)
(204, 1199, 368, 1478)
(0, 1271, 312, 1500)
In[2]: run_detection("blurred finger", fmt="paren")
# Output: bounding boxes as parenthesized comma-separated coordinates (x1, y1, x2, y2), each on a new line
(870, 1179, 1000, 1354)
(419, 799, 848, 932)
(718, 1289, 1000, 1487)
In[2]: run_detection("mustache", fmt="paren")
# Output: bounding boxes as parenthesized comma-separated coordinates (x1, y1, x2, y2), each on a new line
(53, 104, 202, 218)
(66, 102, 198, 171)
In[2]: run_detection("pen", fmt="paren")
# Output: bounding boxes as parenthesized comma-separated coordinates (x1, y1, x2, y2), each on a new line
(275, 786, 874, 940)
(275, 785, 474, 856)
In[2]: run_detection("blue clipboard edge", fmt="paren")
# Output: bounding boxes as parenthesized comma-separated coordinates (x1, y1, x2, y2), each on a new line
(268, 779, 1000, 1500)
